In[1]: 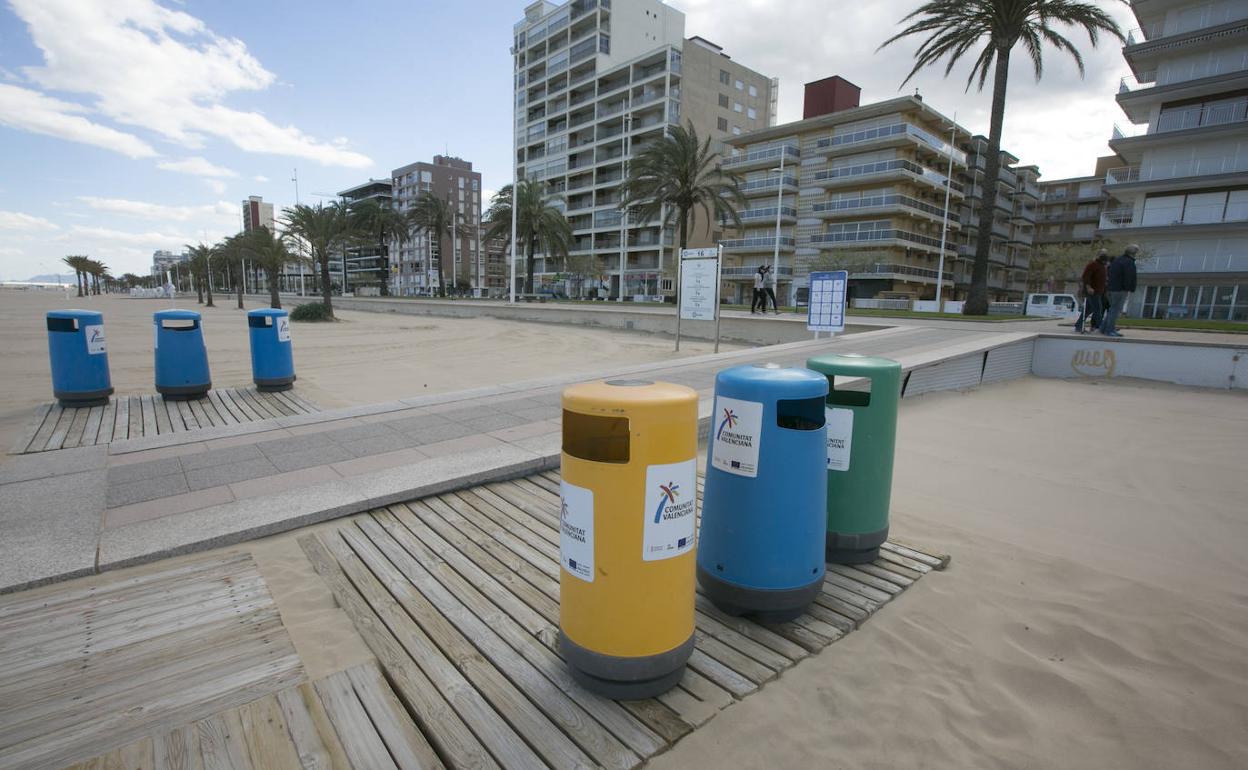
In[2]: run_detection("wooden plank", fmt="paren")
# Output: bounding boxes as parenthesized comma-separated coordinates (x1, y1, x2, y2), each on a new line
(693, 607, 797, 672)
(801, 602, 856, 635)
(870, 558, 924, 582)
(427, 495, 559, 583)
(379, 507, 664, 759)
(337, 524, 595, 770)
(261, 391, 297, 417)
(28, 403, 64, 453)
(828, 564, 904, 595)
(140, 395, 159, 437)
(853, 562, 915, 587)
(81, 405, 105, 446)
(618, 700, 690, 746)
(197, 709, 254, 770)
(97, 399, 118, 444)
(882, 540, 950, 570)
(346, 662, 446, 770)
(238, 693, 305, 770)
(112, 396, 130, 441)
(58, 406, 91, 449)
(297, 534, 499, 770)
(685, 649, 755, 698)
(692, 632, 776, 686)
(457, 488, 557, 546)
(176, 399, 200, 430)
(153, 396, 173, 435)
(239, 389, 282, 420)
(128, 396, 145, 438)
(224, 389, 263, 423)
(693, 595, 808, 662)
(96, 735, 154, 770)
(276, 683, 350, 770)
(11, 402, 52, 454)
(208, 391, 243, 425)
(354, 516, 638, 770)
(824, 571, 893, 604)
(876, 548, 933, 575)
(282, 391, 320, 414)
(269, 390, 306, 416)
(313, 669, 399, 770)
(154, 724, 202, 770)
(186, 397, 214, 429)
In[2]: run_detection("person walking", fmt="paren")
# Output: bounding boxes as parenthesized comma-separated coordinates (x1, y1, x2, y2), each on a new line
(751, 267, 765, 313)
(1074, 249, 1110, 333)
(759, 264, 779, 314)
(1101, 244, 1139, 337)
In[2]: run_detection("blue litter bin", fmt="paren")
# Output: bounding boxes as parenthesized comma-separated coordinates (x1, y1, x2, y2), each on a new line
(247, 308, 295, 391)
(697, 363, 828, 622)
(154, 309, 210, 400)
(46, 309, 113, 407)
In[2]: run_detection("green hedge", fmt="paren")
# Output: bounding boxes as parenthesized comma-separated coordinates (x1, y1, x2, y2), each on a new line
(289, 302, 333, 322)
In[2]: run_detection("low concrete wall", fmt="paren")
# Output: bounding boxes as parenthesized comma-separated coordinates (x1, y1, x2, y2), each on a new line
(292, 296, 875, 347)
(1032, 335, 1248, 390)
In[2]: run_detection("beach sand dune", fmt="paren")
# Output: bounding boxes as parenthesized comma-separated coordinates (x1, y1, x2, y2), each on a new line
(651, 377, 1248, 770)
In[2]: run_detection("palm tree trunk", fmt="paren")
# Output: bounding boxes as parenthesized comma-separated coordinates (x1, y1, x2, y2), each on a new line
(196, 274, 204, 304)
(965, 50, 1010, 316)
(379, 233, 391, 297)
(75, 271, 83, 297)
(267, 267, 281, 309)
(318, 249, 335, 318)
(437, 231, 448, 298)
(206, 273, 214, 307)
(525, 236, 536, 295)
(236, 272, 244, 309)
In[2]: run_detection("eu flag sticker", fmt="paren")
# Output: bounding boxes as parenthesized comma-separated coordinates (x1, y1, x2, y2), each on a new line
(678, 537, 687, 548)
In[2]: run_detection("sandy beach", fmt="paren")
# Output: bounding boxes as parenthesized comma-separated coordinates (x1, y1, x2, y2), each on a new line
(0, 288, 735, 452)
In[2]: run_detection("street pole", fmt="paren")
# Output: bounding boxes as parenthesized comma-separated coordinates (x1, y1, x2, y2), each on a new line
(935, 113, 957, 311)
(452, 205, 458, 297)
(618, 109, 631, 303)
(509, 51, 519, 304)
(772, 149, 785, 310)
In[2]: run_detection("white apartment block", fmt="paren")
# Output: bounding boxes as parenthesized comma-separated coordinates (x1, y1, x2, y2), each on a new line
(512, 0, 773, 298)
(1102, 0, 1248, 320)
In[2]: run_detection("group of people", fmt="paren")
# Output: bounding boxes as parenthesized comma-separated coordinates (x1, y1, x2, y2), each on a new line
(1074, 244, 1139, 337)
(751, 264, 779, 314)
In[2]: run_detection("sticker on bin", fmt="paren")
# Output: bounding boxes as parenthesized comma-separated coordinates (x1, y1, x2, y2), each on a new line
(559, 481, 594, 582)
(711, 395, 763, 478)
(825, 407, 853, 471)
(643, 459, 697, 561)
(277, 316, 291, 342)
(85, 325, 107, 355)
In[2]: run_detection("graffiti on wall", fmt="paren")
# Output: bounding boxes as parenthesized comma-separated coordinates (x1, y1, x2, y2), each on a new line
(1070, 348, 1117, 378)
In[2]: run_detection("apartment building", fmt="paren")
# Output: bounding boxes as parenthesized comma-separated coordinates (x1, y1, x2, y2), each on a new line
(241, 196, 274, 233)
(331, 179, 393, 295)
(511, 0, 774, 298)
(391, 156, 484, 296)
(722, 87, 968, 305)
(1100, 0, 1248, 320)
(949, 137, 1039, 301)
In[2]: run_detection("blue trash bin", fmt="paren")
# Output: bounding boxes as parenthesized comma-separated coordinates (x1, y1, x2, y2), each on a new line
(154, 309, 210, 400)
(697, 363, 828, 622)
(46, 309, 113, 407)
(247, 308, 295, 391)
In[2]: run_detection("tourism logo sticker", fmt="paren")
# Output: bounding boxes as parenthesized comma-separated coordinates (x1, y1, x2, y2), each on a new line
(653, 481, 681, 523)
(559, 481, 594, 582)
(716, 408, 737, 439)
(643, 459, 696, 561)
(711, 396, 763, 478)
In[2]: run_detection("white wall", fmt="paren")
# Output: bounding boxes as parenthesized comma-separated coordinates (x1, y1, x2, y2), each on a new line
(1160, 0, 1248, 37)
(1141, 138, 1248, 179)
(1156, 41, 1248, 84)
(598, 0, 684, 69)
(1032, 337, 1245, 389)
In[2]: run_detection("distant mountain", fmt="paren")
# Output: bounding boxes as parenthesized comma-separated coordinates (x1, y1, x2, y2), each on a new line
(23, 273, 78, 283)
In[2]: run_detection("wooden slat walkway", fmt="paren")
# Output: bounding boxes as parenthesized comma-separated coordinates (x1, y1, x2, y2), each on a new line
(0, 552, 306, 770)
(11, 387, 320, 454)
(299, 470, 950, 769)
(59, 661, 443, 770)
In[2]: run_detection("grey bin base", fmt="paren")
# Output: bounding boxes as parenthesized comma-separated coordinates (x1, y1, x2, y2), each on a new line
(157, 383, 211, 401)
(826, 525, 889, 565)
(54, 386, 113, 409)
(253, 374, 295, 392)
(560, 630, 694, 700)
(697, 566, 822, 623)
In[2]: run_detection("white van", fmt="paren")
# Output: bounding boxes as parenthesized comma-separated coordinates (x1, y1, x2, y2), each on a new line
(1025, 293, 1080, 318)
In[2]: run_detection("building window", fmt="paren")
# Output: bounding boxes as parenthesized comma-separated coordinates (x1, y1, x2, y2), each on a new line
(458, 177, 465, 188)
(733, 102, 742, 113)
(747, 107, 757, 120)
(717, 117, 728, 131)
(749, 84, 758, 97)
(719, 69, 730, 85)
(732, 126, 741, 136)
(735, 79, 743, 90)
(718, 94, 729, 108)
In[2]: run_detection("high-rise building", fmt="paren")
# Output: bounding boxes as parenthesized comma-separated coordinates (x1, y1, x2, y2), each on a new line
(241, 196, 274, 233)
(335, 179, 393, 295)
(391, 155, 484, 296)
(511, 0, 774, 298)
(150, 249, 188, 282)
(1036, 157, 1117, 247)
(1099, 0, 1248, 320)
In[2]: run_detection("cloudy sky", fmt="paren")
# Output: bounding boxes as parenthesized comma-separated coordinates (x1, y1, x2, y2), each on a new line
(0, 0, 1137, 280)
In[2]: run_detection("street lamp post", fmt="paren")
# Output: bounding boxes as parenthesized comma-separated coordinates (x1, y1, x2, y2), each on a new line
(618, 109, 632, 303)
(935, 114, 957, 311)
(770, 149, 787, 311)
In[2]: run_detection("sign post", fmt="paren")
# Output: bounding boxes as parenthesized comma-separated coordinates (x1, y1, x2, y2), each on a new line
(676, 246, 722, 353)
(806, 270, 847, 339)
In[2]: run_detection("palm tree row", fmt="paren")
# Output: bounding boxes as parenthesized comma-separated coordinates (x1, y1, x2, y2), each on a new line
(60, 256, 113, 297)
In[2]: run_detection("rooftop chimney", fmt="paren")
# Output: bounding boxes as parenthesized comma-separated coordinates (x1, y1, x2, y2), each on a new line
(803, 75, 862, 119)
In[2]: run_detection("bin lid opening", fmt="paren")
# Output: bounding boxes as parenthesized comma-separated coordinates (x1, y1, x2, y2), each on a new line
(777, 397, 826, 430)
(46, 317, 78, 332)
(159, 319, 198, 330)
(563, 411, 630, 463)
(605, 379, 653, 387)
(826, 375, 871, 407)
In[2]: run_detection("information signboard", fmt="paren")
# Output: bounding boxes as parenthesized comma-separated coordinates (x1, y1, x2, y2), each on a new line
(679, 249, 719, 321)
(807, 270, 847, 333)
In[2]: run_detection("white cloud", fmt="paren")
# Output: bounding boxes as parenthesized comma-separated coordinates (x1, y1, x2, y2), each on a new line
(204, 179, 228, 195)
(0, 82, 157, 158)
(0, 210, 60, 231)
(157, 156, 237, 178)
(66, 224, 200, 248)
(254, 175, 269, 183)
(10, 0, 372, 168)
(78, 196, 237, 223)
(679, 0, 1137, 179)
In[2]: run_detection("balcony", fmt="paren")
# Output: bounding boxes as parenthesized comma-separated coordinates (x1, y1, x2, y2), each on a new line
(808, 159, 964, 195)
(1118, 72, 1158, 92)
(737, 206, 797, 224)
(721, 145, 800, 172)
(815, 123, 967, 165)
(1106, 156, 1248, 187)
(1099, 207, 1248, 231)
(809, 193, 956, 226)
(740, 175, 799, 197)
(849, 262, 950, 283)
(810, 228, 956, 254)
(1138, 254, 1248, 274)
(721, 266, 793, 278)
(721, 236, 795, 253)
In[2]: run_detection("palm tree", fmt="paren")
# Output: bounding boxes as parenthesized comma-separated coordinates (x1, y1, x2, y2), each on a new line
(214, 233, 250, 310)
(280, 202, 351, 318)
(622, 121, 746, 256)
(240, 226, 299, 309)
(483, 180, 573, 295)
(348, 197, 406, 297)
(880, 0, 1122, 315)
(82, 259, 107, 295)
(185, 243, 214, 306)
(406, 192, 460, 298)
(61, 255, 88, 297)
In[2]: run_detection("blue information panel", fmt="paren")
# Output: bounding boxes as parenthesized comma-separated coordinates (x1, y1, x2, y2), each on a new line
(806, 270, 847, 333)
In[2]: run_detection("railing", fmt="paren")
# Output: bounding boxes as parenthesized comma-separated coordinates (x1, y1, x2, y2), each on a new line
(988, 301, 1024, 315)
(810, 193, 950, 220)
(569, 36, 596, 64)
(1118, 72, 1158, 92)
(597, 100, 626, 119)
(1138, 254, 1248, 273)
(1127, 8, 1248, 45)
(721, 266, 794, 277)
(1103, 207, 1248, 230)
(738, 206, 797, 222)
(1108, 156, 1248, 185)
(721, 236, 796, 249)
(849, 262, 944, 280)
(816, 123, 967, 165)
(1099, 208, 1136, 229)
(741, 175, 798, 193)
(809, 159, 964, 193)
(810, 228, 955, 252)
(721, 144, 800, 170)
(1156, 99, 1248, 132)
(1105, 166, 1141, 184)
(852, 298, 911, 310)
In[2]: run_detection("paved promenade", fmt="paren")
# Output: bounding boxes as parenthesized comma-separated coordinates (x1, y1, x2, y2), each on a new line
(0, 325, 1032, 593)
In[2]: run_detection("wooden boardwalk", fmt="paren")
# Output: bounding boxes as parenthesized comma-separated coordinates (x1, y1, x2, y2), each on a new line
(0, 552, 305, 770)
(301, 471, 949, 770)
(11, 387, 320, 454)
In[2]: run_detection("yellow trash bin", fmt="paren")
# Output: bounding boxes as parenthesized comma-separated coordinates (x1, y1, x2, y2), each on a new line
(559, 379, 699, 699)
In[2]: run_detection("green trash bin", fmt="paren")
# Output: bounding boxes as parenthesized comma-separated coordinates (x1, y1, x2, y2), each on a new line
(806, 354, 902, 564)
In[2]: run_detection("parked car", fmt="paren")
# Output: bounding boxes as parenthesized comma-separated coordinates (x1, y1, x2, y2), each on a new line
(1025, 293, 1080, 318)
